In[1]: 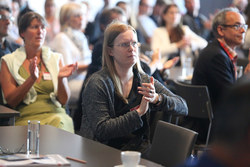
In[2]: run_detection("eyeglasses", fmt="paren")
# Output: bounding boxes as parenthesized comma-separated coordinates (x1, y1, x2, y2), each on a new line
(112, 42, 141, 48)
(0, 14, 14, 22)
(0, 144, 26, 155)
(221, 24, 248, 31)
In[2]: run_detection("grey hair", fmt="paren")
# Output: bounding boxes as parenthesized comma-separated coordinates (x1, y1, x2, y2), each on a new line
(212, 7, 240, 37)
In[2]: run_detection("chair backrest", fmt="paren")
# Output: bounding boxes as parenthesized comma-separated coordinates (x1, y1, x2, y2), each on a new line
(149, 120, 198, 167)
(172, 80, 213, 146)
(173, 80, 213, 121)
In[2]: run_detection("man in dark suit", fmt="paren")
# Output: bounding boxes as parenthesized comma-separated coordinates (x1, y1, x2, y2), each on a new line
(192, 7, 247, 109)
(190, 7, 247, 143)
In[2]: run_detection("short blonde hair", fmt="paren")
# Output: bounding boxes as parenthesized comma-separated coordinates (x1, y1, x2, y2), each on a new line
(102, 21, 144, 102)
(59, 2, 87, 30)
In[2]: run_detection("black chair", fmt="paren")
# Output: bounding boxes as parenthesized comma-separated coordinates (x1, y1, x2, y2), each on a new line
(148, 120, 198, 167)
(172, 80, 214, 154)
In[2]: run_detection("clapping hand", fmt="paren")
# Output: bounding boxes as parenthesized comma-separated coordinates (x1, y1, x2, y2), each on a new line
(29, 57, 39, 80)
(163, 57, 179, 69)
(58, 62, 78, 78)
(138, 77, 158, 103)
(137, 77, 159, 116)
(151, 49, 161, 64)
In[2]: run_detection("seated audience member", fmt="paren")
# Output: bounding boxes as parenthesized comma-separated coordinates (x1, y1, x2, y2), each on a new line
(7, 1, 23, 45)
(149, 0, 166, 27)
(115, 1, 146, 45)
(73, 7, 127, 131)
(137, 0, 157, 44)
(192, 7, 247, 110)
(178, 78, 250, 167)
(116, 1, 131, 24)
(183, 0, 213, 41)
(79, 21, 188, 156)
(0, 5, 20, 59)
(50, 2, 91, 71)
(151, 3, 207, 66)
(85, 7, 127, 81)
(74, 7, 178, 131)
(49, 2, 91, 106)
(16, 0, 32, 25)
(85, 0, 110, 46)
(0, 12, 77, 133)
(190, 7, 247, 142)
(44, 0, 60, 45)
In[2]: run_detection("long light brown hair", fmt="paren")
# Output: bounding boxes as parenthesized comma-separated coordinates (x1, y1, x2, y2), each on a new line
(102, 21, 144, 103)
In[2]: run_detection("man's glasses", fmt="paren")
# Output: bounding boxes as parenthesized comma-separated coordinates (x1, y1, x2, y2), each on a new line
(112, 42, 141, 48)
(0, 14, 14, 22)
(221, 24, 248, 31)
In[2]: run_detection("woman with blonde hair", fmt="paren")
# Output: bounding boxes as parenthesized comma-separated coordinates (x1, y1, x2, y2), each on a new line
(79, 21, 188, 155)
(49, 2, 91, 107)
(44, 0, 60, 45)
(50, 2, 91, 71)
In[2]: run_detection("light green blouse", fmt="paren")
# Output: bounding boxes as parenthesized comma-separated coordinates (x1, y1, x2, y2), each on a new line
(15, 66, 74, 133)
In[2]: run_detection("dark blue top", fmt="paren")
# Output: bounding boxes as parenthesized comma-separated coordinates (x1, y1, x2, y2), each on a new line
(182, 12, 213, 41)
(192, 39, 235, 109)
(0, 40, 20, 59)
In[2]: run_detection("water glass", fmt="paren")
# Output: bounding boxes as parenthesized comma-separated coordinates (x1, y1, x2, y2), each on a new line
(121, 151, 141, 167)
(236, 66, 243, 79)
(180, 56, 193, 77)
(27, 120, 40, 156)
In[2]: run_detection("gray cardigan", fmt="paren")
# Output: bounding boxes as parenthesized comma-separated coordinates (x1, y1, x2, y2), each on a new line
(79, 67, 188, 152)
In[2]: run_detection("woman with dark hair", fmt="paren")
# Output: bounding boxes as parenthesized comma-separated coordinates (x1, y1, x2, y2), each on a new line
(79, 21, 188, 155)
(0, 12, 77, 133)
(151, 3, 207, 65)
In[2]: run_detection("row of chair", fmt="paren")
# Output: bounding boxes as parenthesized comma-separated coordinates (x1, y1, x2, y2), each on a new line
(172, 80, 213, 150)
(147, 80, 214, 167)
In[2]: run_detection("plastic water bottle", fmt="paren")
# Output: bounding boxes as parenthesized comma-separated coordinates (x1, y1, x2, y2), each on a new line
(180, 46, 193, 78)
